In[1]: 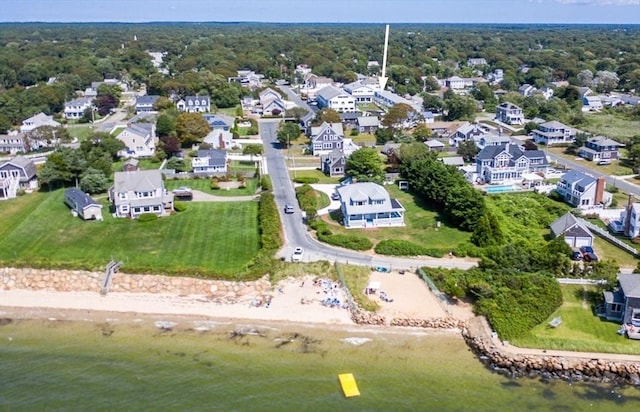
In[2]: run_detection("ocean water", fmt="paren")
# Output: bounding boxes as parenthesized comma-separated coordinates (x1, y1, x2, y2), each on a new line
(1, 317, 639, 411)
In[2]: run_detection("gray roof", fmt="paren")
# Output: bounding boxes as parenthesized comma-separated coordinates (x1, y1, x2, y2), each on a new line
(316, 85, 344, 100)
(440, 156, 465, 166)
(549, 212, 592, 239)
(197, 149, 227, 168)
(337, 182, 405, 216)
(357, 116, 379, 127)
(425, 139, 445, 148)
(586, 136, 624, 148)
(127, 123, 154, 136)
(0, 155, 37, 179)
(619, 274, 640, 299)
(64, 188, 101, 211)
(311, 122, 344, 137)
(113, 170, 163, 193)
(559, 170, 596, 188)
(136, 95, 160, 105)
(476, 143, 546, 164)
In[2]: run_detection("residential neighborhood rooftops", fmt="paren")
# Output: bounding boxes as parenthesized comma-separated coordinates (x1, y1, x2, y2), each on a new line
(113, 169, 164, 193)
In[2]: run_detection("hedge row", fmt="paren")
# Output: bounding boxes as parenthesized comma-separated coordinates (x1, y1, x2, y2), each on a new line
(295, 184, 318, 217)
(374, 239, 445, 258)
(293, 176, 319, 184)
(260, 175, 273, 191)
(258, 191, 282, 253)
(319, 233, 373, 251)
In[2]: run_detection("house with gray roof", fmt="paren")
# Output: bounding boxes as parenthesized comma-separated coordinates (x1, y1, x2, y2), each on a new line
(0, 156, 38, 199)
(177, 96, 210, 113)
(64, 188, 103, 221)
(0, 133, 27, 154)
(64, 97, 93, 119)
(343, 79, 379, 103)
(310, 122, 345, 157)
(135, 95, 161, 114)
(601, 274, 640, 331)
(321, 149, 346, 177)
(495, 102, 524, 125)
(109, 170, 174, 219)
(549, 212, 593, 248)
(531, 121, 577, 146)
(555, 170, 609, 209)
(439, 156, 465, 167)
(475, 143, 548, 185)
(192, 149, 227, 174)
(316, 85, 357, 113)
(117, 123, 157, 158)
(203, 113, 234, 131)
(20, 112, 61, 133)
(578, 136, 624, 163)
(337, 182, 405, 228)
(357, 116, 380, 133)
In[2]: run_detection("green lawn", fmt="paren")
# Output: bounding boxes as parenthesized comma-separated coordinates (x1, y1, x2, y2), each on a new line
(322, 184, 471, 250)
(112, 159, 162, 173)
(0, 190, 260, 277)
(291, 169, 340, 184)
(65, 124, 93, 141)
(512, 285, 640, 355)
(350, 133, 377, 145)
(582, 113, 640, 143)
(164, 177, 259, 197)
(547, 147, 634, 176)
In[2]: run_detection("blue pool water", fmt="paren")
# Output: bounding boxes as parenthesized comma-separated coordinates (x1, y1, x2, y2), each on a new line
(485, 184, 524, 194)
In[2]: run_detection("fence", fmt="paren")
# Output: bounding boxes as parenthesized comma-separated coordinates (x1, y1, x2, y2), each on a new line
(335, 262, 357, 313)
(578, 217, 640, 257)
(416, 268, 453, 316)
(101, 260, 121, 295)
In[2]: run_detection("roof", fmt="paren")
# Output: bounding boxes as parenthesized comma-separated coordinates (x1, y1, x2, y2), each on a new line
(425, 139, 445, 148)
(440, 156, 465, 166)
(64, 188, 101, 210)
(476, 143, 546, 163)
(316, 85, 344, 101)
(337, 182, 404, 216)
(550, 213, 592, 238)
(586, 136, 624, 147)
(136, 95, 160, 105)
(498, 102, 522, 111)
(197, 149, 227, 167)
(618, 273, 640, 299)
(0, 156, 37, 179)
(113, 170, 164, 193)
(357, 116, 379, 127)
(311, 122, 344, 137)
(559, 170, 596, 188)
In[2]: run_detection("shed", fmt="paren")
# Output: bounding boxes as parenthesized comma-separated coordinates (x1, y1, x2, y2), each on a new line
(550, 212, 593, 248)
(64, 188, 103, 221)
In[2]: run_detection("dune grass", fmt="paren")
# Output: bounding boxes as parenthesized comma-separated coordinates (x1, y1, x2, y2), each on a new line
(0, 190, 260, 277)
(512, 285, 640, 355)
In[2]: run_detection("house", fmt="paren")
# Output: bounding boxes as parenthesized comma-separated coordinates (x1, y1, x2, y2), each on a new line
(467, 58, 487, 67)
(192, 149, 227, 174)
(203, 129, 237, 150)
(340, 112, 361, 128)
(555, 170, 609, 209)
(261, 97, 286, 116)
(122, 158, 139, 172)
(228, 70, 264, 88)
(373, 90, 422, 113)
(612, 196, 640, 239)
(540, 86, 554, 100)
(601, 274, 640, 328)
(445, 76, 474, 90)
(316, 85, 357, 113)
(0, 133, 27, 154)
(64, 188, 103, 221)
(439, 156, 465, 167)
(259, 88, 282, 103)
(578, 136, 624, 162)
(0, 156, 38, 199)
(109, 170, 174, 219)
(117, 123, 157, 158)
(476, 134, 511, 149)
(357, 116, 380, 133)
(487, 69, 504, 85)
(310, 122, 345, 157)
(203, 113, 234, 131)
(343, 79, 379, 103)
(20, 112, 61, 133)
(64, 97, 93, 119)
(495, 102, 524, 125)
(549, 212, 593, 248)
(518, 84, 536, 97)
(582, 95, 603, 112)
(321, 149, 346, 177)
(424, 139, 445, 152)
(337, 182, 405, 228)
(532, 121, 577, 146)
(475, 143, 548, 185)
(451, 122, 485, 145)
(177, 96, 210, 113)
(423, 111, 435, 124)
(304, 73, 334, 90)
(135, 95, 160, 114)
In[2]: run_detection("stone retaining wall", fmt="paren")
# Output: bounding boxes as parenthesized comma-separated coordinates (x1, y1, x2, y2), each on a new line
(0, 267, 272, 301)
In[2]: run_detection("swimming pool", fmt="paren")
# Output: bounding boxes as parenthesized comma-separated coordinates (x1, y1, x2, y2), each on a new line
(484, 184, 524, 194)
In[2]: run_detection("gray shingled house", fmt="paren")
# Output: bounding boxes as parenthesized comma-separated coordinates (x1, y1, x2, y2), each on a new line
(108, 170, 174, 219)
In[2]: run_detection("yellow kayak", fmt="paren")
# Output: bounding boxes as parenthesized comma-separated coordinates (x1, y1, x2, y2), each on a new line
(338, 373, 360, 397)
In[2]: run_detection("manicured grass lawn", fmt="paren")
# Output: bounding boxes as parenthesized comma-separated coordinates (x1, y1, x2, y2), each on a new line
(164, 178, 259, 197)
(350, 133, 377, 146)
(0, 190, 260, 277)
(546, 147, 634, 176)
(512, 285, 640, 355)
(582, 113, 640, 143)
(65, 124, 93, 141)
(323, 184, 471, 250)
(112, 159, 162, 173)
(291, 169, 340, 184)
(583, 219, 639, 268)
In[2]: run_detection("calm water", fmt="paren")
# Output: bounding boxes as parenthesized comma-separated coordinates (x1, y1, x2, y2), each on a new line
(1, 317, 639, 411)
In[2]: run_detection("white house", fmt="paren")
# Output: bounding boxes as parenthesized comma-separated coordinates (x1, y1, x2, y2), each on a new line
(117, 123, 158, 158)
(495, 102, 524, 125)
(177, 96, 210, 113)
(0, 132, 27, 154)
(20, 112, 61, 133)
(192, 149, 227, 174)
(518, 84, 536, 97)
(316, 85, 357, 113)
(135, 95, 161, 114)
(550, 212, 594, 248)
(531, 121, 577, 146)
(475, 143, 548, 185)
(555, 170, 609, 209)
(337, 182, 405, 229)
(0, 156, 38, 199)
(109, 170, 174, 219)
(64, 97, 93, 120)
(64, 188, 103, 221)
(343, 79, 380, 103)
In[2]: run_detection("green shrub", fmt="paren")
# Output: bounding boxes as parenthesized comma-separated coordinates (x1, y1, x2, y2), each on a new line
(261, 176, 273, 191)
(174, 202, 188, 212)
(295, 184, 318, 217)
(137, 213, 158, 222)
(375, 239, 427, 256)
(294, 176, 319, 184)
(211, 179, 220, 190)
(318, 233, 372, 251)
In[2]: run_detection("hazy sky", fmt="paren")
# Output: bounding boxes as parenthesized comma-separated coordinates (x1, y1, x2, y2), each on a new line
(1, 0, 639, 24)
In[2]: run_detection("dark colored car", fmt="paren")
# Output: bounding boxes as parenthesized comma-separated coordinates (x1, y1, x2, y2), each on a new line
(583, 252, 599, 262)
(570, 250, 582, 261)
(331, 192, 340, 201)
(580, 245, 594, 254)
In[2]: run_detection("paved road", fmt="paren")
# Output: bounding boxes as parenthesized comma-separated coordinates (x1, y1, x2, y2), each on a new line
(278, 85, 317, 123)
(258, 119, 477, 271)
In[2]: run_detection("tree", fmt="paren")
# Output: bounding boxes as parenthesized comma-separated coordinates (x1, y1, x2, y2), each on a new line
(276, 122, 301, 147)
(313, 108, 341, 125)
(444, 95, 476, 121)
(156, 112, 177, 137)
(577, 69, 594, 87)
(471, 210, 504, 247)
(345, 147, 384, 182)
(286, 107, 309, 122)
(93, 93, 118, 116)
(79, 168, 110, 194)
(422, 93, 444, 113)
(457, 140, 479, 162)
(175, 112, 210, 146)
(166, 157, 187, 172)
(412, 123, 432, 141)
(242, 144, 263, 156)
(593, 70, 619, 93)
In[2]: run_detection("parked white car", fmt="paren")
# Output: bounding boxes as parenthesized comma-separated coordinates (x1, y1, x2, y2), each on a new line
(292, 247, 304, 262)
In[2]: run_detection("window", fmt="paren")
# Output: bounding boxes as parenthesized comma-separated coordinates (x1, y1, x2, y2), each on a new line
(118, 192, 127, 200)
(610, 303, 622, 313)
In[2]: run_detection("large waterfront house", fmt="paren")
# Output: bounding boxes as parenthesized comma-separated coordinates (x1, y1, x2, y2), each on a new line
(578, 136, 624, 163)
(0, 156, 38, 199)
(337, 182, 405, 229)
(192, 149, 228, 174)
(555, 170, 610, 209)
(601, 274, 640, 330)
(549, 212, 594, 248)
(64, 188, 103, 221)
(475, 143, 548, 185)
(310, 122, 345, 157)
(177, 96, 210, 113)
(20, 112, 61, 133)
(316, 85, 357, 113)
(117, 123, 157, 158)
(109, 170, 174, 219)
(531, 121, 578, 146)
(495, 102, 524, 125)
(343, 79, 380, 103)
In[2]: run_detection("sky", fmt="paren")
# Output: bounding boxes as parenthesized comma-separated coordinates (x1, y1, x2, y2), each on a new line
(1, 0, 639, 24)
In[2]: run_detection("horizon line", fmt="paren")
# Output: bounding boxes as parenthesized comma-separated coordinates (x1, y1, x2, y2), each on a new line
(1, 21, 639, 26)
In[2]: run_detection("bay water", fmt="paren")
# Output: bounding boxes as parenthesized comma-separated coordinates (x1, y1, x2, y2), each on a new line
(1, 316, 639, 411)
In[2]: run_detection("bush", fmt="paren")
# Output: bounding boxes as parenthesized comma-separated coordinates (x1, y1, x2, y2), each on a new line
(375, 239, 427, 256)
(174, 202, 188, 212)
(318, 233, 372, 251)
(137, 213, 158, 222)
(295, 184, 318, 217)
(211, 179, 220, 190)
(294, 176, 320, 184)
(261, 175, 273, 191)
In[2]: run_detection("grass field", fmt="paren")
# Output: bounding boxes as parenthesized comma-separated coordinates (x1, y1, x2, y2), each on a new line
(164, 178, 259, 197)
(0, 190, 260, 277)
(290, 169, 340, 184)
(512, 285, 640, 355)
(546, 147, 634, 176)
(322, 184, 471, 250)
(581, 113, 640, 143)
(112, 159, 162, 172)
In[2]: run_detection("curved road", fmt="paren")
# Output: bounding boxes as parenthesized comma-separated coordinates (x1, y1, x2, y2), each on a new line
(258, 119, 476, 271)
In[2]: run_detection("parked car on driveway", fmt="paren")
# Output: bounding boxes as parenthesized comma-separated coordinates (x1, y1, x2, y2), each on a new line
(331, 192, 340, 201)
(570, 249, 582, 261)
(292, 247, 304, 262)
